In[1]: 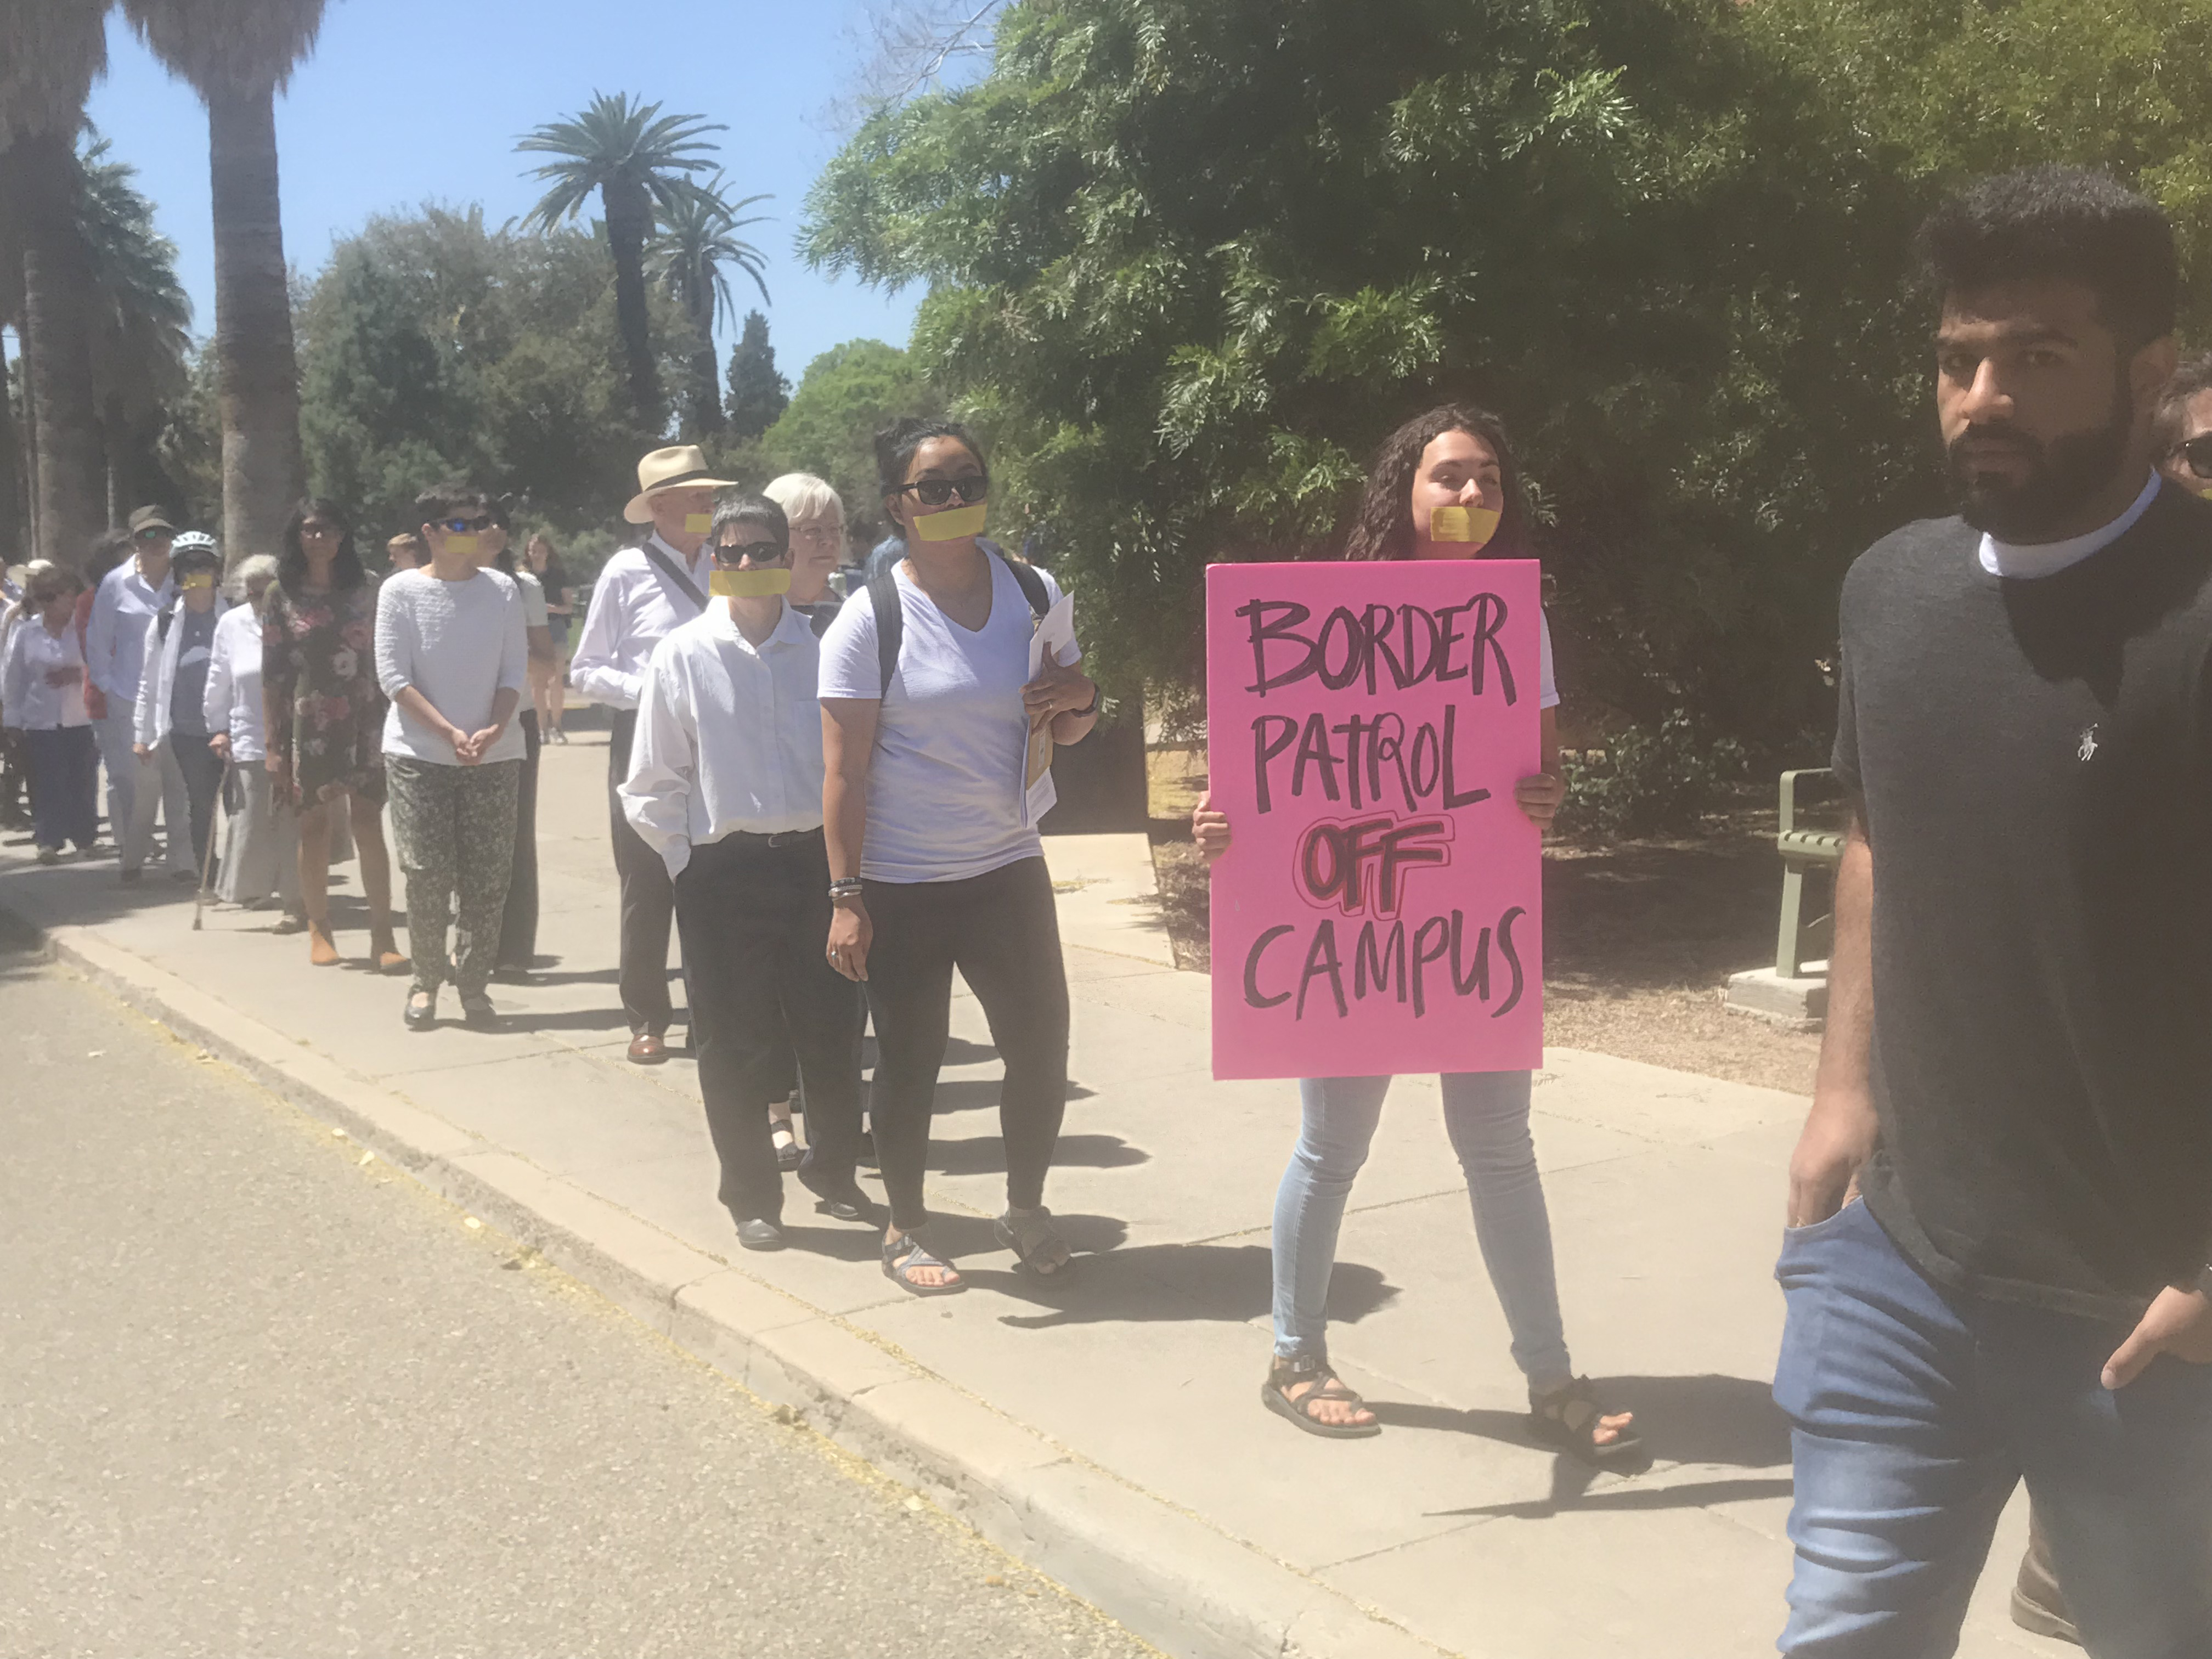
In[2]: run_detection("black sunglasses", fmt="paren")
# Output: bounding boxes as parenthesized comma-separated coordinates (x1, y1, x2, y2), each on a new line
(441, 515, 496, 534)
(2172, 435, 2212, 478)
(134, 526, 173, 542)
(712, 538, 788, 563)
(895, 474, 988, 509)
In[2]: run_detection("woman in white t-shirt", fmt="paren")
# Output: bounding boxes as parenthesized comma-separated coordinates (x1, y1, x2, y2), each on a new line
(819, 420, 1101, 1295)
(1193, 405, 1640, 1463)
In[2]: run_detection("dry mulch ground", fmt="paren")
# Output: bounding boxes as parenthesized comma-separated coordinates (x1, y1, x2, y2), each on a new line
(1146, 749, 1820, 1096)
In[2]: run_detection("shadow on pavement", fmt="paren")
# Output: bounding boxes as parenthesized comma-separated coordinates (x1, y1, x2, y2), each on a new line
(982, 1240, 1394, 1330)
(929, 1132, 1148, 1175)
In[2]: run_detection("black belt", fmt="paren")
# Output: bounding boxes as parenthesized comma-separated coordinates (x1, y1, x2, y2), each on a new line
(727, 826, 823, 848)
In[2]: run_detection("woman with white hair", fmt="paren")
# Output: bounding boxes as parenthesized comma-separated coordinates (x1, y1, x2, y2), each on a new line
(763, 473, 848, 632)
(205, 553, 306, 926)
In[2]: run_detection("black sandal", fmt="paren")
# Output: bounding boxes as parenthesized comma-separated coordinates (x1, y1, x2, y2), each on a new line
(882, 1232, 964, 1296)
(1262, 1354, 1380, 1439)
(995, 1205, 1073, 1278)
(1528, 1376, 1642, 1464)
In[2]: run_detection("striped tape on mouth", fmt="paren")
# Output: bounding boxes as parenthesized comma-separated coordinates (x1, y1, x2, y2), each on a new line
(1430, 505, 1500, 549)
(913, 503, 988, 543)
(709, 567, 792, 597)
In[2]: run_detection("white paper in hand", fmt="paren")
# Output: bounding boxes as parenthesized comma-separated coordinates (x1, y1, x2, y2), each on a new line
(1020, 594, 1079, 826)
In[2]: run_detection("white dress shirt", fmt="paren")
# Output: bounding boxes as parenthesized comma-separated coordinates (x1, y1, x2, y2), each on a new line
(204, 603, 271, 761)
(2, 615, 91, 730)
(569, 532, 713, 710)
(86, 559, 174, 704)
(620, 600, 827, 880)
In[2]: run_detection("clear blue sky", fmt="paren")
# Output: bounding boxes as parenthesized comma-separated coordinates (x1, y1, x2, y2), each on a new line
(81, 0, 923, 385)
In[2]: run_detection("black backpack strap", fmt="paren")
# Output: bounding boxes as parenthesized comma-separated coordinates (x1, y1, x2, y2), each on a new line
(866, 550, 1052, 700)
(867, 566, 904, 700)
(156, 601, 177, 645)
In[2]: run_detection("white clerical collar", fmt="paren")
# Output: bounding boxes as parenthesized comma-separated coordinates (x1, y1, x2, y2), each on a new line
(1978, 472, 2162, 580)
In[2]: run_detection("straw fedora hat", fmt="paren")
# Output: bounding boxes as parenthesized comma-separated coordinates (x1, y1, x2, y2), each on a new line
(624, 445, 737, 524)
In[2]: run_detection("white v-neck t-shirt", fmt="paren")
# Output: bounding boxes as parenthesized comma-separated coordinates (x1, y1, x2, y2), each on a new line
(818, 557, 1081, 884)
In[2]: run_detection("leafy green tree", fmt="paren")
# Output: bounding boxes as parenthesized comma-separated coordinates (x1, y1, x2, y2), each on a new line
(517, 93, 725, 432)
(297, 205, 688, 547)
(74, 134, 193, 518)
(724, 309, 790, 441)
(647, 174, 769, 438)
(755, 338, 941, 548)
(804, 0, 1938, 728)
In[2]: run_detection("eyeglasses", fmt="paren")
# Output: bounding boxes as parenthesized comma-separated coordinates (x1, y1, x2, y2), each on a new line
(441, 516, 496, 534)
(894, 475, 988, 509)
(713, 539, 788, 563)
(2172, 435, 2212, 479)
(791, 523, 842, 544)
(134, 527, 173, 543)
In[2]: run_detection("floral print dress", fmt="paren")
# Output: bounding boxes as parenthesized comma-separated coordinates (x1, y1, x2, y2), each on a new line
(263, 579, 387, 805)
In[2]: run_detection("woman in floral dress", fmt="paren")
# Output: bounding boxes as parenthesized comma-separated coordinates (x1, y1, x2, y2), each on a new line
(262, 498, 403, 970)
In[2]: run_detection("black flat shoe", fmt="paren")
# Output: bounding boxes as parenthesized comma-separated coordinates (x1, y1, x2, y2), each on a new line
(796, 1158, 873, 1223)
(459, 995, 500, 1031)
(735, 1218, 787, 1252)
(403, 991, 437, 1031)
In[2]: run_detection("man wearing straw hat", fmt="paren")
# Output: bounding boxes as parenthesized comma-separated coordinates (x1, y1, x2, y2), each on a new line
(571, 445, 737, 1064)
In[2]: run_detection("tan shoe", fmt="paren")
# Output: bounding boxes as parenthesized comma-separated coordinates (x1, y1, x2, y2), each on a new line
(2011, 1507, 2081, 1646)
(369, 929, 407, 975)
(307, 924, 340, 967)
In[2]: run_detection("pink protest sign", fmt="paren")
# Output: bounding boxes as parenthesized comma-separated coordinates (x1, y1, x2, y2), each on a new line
(1206, 560, 1544, 1081)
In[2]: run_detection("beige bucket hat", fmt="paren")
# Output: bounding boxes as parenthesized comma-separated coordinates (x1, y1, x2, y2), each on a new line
(623, 445, 738, 524)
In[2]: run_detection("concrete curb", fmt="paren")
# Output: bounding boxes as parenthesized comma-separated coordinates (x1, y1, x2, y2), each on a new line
(23, 918, 1446, 1659)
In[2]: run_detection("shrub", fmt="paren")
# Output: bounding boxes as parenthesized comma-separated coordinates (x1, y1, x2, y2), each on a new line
(1561, 710, 1746, 838)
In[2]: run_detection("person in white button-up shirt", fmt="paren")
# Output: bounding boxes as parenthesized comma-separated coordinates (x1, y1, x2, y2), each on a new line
(571, 443, 733, 1063)
(620, 494, 868, 1254)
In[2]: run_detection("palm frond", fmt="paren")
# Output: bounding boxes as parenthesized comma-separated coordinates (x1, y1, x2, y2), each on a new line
(516, 91, 727, 232)
(646, 174, 774, 328)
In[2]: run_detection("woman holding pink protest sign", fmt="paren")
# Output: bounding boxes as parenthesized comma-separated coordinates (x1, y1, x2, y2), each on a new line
(1194, 404, 1639, 1460)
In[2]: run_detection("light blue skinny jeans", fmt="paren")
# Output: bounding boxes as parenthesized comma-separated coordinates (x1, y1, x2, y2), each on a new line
(1272, 1071, 1573, 1389)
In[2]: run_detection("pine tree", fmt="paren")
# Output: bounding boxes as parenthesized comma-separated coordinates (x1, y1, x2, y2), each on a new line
(724, 311, 789, 440)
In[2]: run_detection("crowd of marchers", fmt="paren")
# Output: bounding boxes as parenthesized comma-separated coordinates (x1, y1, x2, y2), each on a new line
(7, 163, 2212, 1659)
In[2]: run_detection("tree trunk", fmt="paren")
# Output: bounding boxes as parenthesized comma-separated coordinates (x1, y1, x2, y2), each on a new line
(602, 176, 661, 433)
(13, 132, 105, 568)
(0, 328, 24, 568)
(207, 82, 303, 568)
(685, 338, 724, 438)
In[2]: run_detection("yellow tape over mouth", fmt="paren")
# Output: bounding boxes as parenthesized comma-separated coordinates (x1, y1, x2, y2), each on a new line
(1429, 505, 1501, 548)
(685, 513, 714, 533)
(709, 567, 792, 598)
(913, 502, 988, 543)
(179, 571, 217, 591)
(445, 533, 479, 557)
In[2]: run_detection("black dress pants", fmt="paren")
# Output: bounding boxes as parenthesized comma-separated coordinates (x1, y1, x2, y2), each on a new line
(497, 709, 540, 969)
(862, 856, 1070, 1232)
(607, 708, 679, 1035)
(673, 829, 865, 1225)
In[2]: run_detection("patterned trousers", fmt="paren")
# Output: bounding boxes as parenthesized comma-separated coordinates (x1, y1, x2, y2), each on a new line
(385, 756, 521, 998)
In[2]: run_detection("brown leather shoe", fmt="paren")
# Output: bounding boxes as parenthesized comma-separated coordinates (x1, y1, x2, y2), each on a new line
(627, 1031, 668, 1065)
(2011, 1506, 2081, 1646)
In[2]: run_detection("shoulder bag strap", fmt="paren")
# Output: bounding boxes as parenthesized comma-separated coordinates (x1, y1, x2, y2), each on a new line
(637, 542, 707, 615)
(867, 566, 904, 699)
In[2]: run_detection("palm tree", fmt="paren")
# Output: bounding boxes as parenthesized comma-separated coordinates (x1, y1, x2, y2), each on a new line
(1, 0, 110, 566)
(517, 93, 726, 431)
(647, 175, 770, 438)
(74, 135, 193, 518)
(120, 0, 325, 565)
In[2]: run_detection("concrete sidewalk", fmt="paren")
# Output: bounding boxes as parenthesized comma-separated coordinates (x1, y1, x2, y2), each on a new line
(0, 727, 2064, 1659)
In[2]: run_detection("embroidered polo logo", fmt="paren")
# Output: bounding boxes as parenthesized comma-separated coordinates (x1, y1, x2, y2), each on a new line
(2078, 725, 2100, 763)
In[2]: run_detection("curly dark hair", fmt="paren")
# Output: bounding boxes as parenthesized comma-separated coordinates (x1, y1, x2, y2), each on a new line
(278, 498, 365, 594)
(1341, 404, 1528, 562)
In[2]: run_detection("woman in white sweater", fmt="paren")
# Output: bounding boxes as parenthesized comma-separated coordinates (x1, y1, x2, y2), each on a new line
(205, 555, 304, 924)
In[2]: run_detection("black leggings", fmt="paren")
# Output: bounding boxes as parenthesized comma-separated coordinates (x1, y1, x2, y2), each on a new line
(864, 856, 1070, 1232)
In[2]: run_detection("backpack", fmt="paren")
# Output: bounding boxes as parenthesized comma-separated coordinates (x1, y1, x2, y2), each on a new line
(866, 539, 1049, 698)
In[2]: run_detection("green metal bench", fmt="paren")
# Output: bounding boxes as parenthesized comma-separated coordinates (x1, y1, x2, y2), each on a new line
(1774, 768, 1846, 979)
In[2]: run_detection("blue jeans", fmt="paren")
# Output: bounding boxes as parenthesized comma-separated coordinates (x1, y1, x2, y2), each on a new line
(1774, 1198, 2212, 1657)
(1272, 1071, 1572, 1389)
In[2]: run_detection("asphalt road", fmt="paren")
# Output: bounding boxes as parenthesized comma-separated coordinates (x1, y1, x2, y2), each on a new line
(0, 942, 1157, 1659)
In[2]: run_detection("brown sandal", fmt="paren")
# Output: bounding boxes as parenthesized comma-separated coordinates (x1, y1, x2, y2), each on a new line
(1262, 1354, 1380, 1439)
